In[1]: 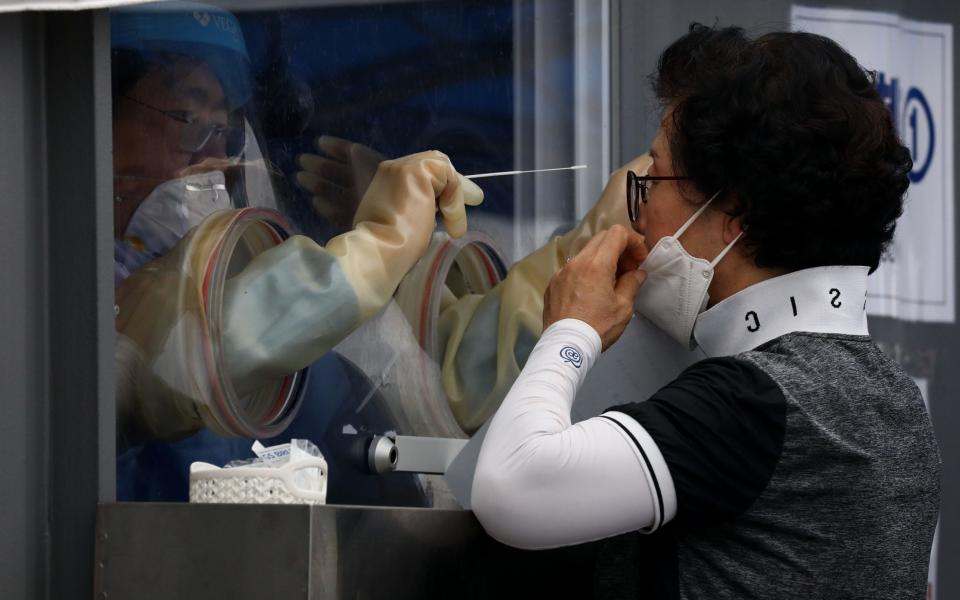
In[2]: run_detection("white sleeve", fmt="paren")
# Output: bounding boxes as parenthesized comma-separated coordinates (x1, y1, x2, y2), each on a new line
(471, 318, 677, 550)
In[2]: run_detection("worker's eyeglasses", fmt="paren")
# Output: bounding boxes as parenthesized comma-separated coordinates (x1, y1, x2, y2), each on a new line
(626, 170, 691, 222)
(123, 95, 246, 156)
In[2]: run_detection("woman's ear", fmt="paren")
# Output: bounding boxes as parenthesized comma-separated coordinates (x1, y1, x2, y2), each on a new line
(722, 210, 743, 245)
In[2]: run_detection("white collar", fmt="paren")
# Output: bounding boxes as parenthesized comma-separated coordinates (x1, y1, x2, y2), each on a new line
(693, 265, 870, 357)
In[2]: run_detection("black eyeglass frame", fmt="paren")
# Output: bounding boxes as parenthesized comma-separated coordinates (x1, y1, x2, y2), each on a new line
(626, 170, 692, 222)
(122, 94, 245, 155)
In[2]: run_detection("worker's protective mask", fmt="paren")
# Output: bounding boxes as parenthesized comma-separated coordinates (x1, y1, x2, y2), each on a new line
(123, 170, 233, 260)
(633, 191, 742, 349)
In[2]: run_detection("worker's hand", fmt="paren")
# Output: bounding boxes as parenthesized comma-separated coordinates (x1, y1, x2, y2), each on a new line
(296, 136, 386, 230)
(353, 150, 483, 241)
(543, 224, 648, 351)
(322, 150, 484, 320)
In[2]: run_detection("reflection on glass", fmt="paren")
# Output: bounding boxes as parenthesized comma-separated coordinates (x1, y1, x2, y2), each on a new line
(112, 0, 600, 507)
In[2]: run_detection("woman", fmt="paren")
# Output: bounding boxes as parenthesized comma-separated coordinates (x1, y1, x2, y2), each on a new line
(472, 24, 941, 599)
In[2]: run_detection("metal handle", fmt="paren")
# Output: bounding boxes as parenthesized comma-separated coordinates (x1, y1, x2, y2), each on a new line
(367, 435, 399, 474)
(367, 435, 469, 475)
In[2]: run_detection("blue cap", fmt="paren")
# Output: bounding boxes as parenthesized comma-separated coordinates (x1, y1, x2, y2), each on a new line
(112, 1, 252, 106)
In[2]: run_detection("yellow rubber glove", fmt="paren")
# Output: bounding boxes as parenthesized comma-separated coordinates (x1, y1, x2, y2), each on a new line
(438, 154, 652, 433)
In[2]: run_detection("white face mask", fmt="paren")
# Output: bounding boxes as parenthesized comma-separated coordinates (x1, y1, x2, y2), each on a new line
(633, 191, 742, 349)
(123, 170, 232, 259)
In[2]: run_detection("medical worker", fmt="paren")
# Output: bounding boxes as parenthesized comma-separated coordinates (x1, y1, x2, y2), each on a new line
(112, 3, 480, 501)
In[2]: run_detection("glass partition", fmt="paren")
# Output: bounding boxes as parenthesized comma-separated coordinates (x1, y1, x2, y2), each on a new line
(112, 0, 612, 506)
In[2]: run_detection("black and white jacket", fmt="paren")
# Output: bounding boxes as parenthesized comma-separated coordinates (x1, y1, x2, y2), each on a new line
(472, 266, 941, 600)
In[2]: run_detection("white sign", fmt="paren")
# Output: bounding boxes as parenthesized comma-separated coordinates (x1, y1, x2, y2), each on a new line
(792, 6, 955, 323)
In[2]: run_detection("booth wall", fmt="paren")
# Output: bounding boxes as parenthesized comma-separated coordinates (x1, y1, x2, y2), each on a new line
(0, 10, 115, 600)
(0, 1, 956, 598)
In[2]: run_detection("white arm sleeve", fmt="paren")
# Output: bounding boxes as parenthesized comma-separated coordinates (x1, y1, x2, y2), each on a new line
(471, 318, 677, 550)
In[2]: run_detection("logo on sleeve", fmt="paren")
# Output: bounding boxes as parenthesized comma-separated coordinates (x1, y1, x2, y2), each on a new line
(559, 346, 583, 368)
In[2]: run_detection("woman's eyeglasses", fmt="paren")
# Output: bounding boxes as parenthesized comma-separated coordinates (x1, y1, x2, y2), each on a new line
(626, 170, 691, 222)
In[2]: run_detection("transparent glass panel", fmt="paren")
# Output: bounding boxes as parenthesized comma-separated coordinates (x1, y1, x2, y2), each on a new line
(112, 0, 609, 506)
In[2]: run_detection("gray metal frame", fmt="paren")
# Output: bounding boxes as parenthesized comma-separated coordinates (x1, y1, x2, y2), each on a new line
(1, 1, 954, 598)
(0, 14, 48, 600)
(47, 10, 117, 600)
(0, 9, 115, 600)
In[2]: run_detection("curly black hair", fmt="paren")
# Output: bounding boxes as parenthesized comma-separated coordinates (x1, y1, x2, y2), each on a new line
(653, 23, 912, 273)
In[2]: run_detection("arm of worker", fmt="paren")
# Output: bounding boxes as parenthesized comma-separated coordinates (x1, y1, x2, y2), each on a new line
(220, 151, 483, 396)
(437, 155, 654, 434)
(114, 151, 484, 441)
(471, 226, 679, 549)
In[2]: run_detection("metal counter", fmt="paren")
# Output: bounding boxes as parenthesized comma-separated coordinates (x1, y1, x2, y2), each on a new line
(94, 503, 597, 599)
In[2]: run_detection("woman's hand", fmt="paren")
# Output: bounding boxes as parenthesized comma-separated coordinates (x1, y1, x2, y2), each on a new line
(543, 224, 648, 351)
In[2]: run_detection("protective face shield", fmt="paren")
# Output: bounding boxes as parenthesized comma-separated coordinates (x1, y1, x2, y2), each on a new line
(632, 191, 742, 349)
(112, 2, 253, 108)
(112, 2, 287, 216)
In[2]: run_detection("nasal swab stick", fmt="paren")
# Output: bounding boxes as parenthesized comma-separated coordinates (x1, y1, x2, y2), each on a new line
(464, 165, 587, 179)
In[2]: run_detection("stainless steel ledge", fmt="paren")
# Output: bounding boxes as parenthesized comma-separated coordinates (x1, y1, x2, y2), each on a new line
(94, 503, 597, 599)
